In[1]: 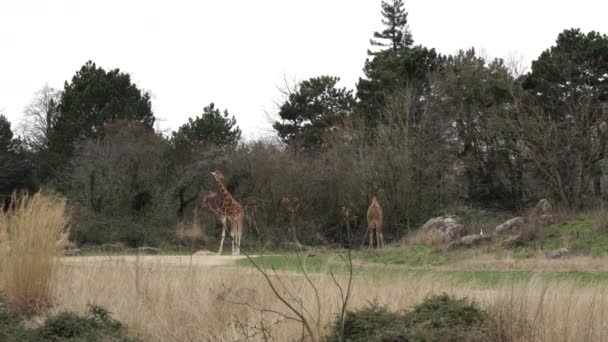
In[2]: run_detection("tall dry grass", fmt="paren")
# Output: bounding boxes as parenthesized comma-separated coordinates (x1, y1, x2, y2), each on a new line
(0, 192, 69, 317)
(51, 256, 608, 341)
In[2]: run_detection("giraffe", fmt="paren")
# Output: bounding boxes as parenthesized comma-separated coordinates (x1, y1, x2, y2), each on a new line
(211, 170, 245, 256)
(367, 196, 384, 248)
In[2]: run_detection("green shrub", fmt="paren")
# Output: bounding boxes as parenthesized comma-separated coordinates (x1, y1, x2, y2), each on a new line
(37, 304, 135, 342)
(330, 300, 408, 342)
(403, 293, 489, 341)
(328, 294, 490, 342)
(0, 299, 138, 342)
(0, 295, 31, 342)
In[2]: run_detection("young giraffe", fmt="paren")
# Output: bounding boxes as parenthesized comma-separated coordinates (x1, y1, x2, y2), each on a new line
(211, 170, 244, 256)
(367, 196, 384, 248)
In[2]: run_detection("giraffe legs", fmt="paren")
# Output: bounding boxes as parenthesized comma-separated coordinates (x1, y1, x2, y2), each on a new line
(368, 227, 374, 249)
(218, 216, 227, 255)
(379, 231, 384, 248)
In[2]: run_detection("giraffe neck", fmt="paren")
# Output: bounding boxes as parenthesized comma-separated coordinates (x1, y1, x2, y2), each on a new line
(214, 178, 234, 204)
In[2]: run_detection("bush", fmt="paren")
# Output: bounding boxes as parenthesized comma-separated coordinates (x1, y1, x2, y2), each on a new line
(328, 294, 490, 342)
(38, 305, 132, 342)
(0, 295, 30, 342)
(0, 299, 138, 342)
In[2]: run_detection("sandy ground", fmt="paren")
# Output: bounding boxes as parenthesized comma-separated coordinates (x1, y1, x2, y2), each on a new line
(61, 254, 255, 267)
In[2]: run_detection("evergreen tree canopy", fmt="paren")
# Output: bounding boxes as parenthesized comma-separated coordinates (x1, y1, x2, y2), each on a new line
(357, 47, 441, 124)
(356, 0, 442, 125)
(171, 103, 241, 148)
(0, 114, 34, 197)
(370, 0, 413, 53)
(0, 114, 13, 151)
(47, 61, 155, 175)
(524, 29, 608, 113)
(273, 76, 354, 149)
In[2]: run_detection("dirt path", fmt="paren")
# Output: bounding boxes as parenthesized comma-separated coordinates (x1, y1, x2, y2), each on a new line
(61, 254, 256, 267)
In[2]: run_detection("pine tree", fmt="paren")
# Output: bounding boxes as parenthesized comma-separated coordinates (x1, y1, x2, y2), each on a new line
(369, 0, 413, 53)
(171, 103, 241, 148)
(273, 76, 354, 149)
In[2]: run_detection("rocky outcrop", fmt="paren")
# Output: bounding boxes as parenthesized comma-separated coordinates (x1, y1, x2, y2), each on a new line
(495, 217, 524, 235)
(546, 247, 569, 259)
(446, 233, 491, 250)
(420, 215, 463, 242)
(460, 234, 491, 247)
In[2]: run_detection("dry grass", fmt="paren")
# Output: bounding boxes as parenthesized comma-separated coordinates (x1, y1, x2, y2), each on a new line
(49, 256, 608, 341)
(405, 228, 447, 247)
(0, 192, 69, 317)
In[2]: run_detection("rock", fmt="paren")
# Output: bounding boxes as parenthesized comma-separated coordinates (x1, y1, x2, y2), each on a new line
(535, 199, 552, 216)
(193, 250, 215, 256)
(137, 246, 160, 255)
(446, 241, 463, 251)
(546, 247, 569, 259)
(460, 234, 491, 247)
(420, 215, 463, 242)
(495, 217, 524, 234)
(500, 234, 524, 249)
(63, 248, 81, 256)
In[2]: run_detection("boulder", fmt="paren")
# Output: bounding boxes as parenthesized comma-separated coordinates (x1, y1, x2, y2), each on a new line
(546, 247, 569, 259)
(63, 248, 82, 256)
(495, 217, 524, 234)
(500, 234, 524, 249)
(420, 215, 463, 242)
(446, 240, 463, 251)
(460, 234, 491, 247)
(137, 246, 160, 255)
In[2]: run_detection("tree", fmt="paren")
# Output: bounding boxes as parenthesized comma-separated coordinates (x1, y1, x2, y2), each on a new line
(0, 114, 13, 151)
(428, 49, 523, 209)
(273, 76, 354, 149)
(370, 0, 413, 53)
(356, 47, 441, 124)
(171, 103, 241, 148)
(523, 29, 608, 111)
(356, 1, 442, 125)
(0, 114, 34, 198)
(47, 61, 155, 177)
(520, 28, 608, 206)
(21, 84, 61, 152)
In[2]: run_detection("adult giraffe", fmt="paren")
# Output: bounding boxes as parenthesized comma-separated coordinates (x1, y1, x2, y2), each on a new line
(367, 196, 384, 248)
(211, 170, 244, 256)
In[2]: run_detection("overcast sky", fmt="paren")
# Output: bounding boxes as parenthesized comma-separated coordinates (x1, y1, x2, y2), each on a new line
(1, 0, 607, 140)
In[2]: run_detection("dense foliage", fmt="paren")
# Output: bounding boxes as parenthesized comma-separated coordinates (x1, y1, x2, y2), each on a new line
(327, 294, 490, 342)
(273, 76, 354, 149)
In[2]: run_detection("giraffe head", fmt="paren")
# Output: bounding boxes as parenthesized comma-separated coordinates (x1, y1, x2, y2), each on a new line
(211, 169, 224, 183)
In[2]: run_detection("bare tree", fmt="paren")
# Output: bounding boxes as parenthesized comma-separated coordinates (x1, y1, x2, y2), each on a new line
(20, 84, 60, 151)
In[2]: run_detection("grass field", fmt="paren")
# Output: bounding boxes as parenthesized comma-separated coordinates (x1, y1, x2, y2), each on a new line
(7, 207, 608, 341)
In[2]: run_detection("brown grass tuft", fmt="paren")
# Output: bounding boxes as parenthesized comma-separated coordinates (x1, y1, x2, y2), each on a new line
(0, 192, 69, 317)
(405, 229, 447, 247)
